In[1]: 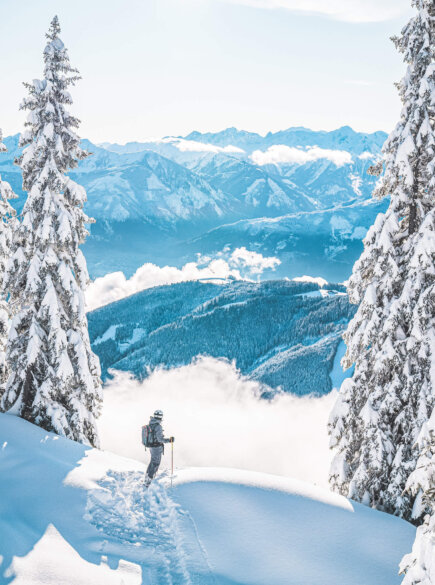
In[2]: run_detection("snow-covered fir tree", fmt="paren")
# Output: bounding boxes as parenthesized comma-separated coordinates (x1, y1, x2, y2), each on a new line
(0, 130, 17, 400)
(400, 409, 435, 584)
(0, 16, 102, 447)
(328, 0, 434, 523)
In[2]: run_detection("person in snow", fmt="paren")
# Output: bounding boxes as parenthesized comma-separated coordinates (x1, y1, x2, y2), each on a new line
(144, 410, 174, 487)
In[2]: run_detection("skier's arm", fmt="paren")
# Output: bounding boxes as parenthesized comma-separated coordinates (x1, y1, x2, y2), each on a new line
(161, 428, 174, 444)
(156, 424, 174, 444)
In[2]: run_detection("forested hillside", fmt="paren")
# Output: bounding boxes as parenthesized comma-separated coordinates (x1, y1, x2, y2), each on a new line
(88, 279, 355, 395)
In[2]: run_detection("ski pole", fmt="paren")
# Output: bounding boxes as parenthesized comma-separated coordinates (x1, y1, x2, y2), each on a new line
(171, 440, 174, 488)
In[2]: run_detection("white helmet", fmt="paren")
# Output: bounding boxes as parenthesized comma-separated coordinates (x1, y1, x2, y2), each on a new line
(153, 409, 163, 420)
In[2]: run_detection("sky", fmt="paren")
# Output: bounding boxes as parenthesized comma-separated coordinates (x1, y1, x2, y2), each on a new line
(0, 0, 414, 143)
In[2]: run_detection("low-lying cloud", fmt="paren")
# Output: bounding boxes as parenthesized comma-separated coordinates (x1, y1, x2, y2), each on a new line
(86, 247, 280, 311)
(98, 357, 335, 487)
(358, 151, 375, 160)
(228, 246, 280, 274)
(171, 138, 244, 154)
(293, 275, 328, 287)
(250, 145, 353, 167)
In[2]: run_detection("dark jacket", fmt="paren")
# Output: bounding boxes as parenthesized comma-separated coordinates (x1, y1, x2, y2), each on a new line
(149, 416, 170, 448)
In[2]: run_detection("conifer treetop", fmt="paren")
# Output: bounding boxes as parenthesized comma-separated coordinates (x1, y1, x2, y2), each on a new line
(46, 15, 61, 41)
(374, 0, 434, 218)
(17, 15, 89, 193)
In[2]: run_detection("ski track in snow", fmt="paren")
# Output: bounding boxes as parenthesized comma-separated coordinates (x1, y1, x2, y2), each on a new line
(86, 470, 216, 585)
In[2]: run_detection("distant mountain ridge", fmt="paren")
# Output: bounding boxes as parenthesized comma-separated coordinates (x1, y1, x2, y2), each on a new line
(0, 126, 388, 279)
(183, 125, 387, 155)
(186, 197, 389, 283)
(103, 125, 387, 156)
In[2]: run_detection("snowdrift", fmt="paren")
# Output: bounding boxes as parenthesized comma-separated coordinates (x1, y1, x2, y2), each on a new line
(0, 413, 415, 585)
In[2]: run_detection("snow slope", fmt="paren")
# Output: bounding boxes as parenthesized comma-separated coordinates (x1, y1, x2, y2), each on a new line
(0, 413, 415, 585)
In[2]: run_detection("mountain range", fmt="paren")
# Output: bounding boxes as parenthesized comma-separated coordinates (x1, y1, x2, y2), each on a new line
(0, 126, 388, 279)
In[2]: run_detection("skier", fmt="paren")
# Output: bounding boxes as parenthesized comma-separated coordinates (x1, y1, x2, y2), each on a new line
(143, 409, 174, 487)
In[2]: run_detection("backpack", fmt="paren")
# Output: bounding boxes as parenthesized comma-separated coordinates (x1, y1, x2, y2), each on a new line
(142, 424, 156, 448)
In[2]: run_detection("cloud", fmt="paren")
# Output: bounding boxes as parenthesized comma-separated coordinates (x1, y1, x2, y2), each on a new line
(98, 357, 335, 487)
(170, 138, 245, 154)
(86, 247, 281, 311)
(358, 151, 375, 160)
(293, 275, 328, 287)
(86, 260, 240, 312)
(251, 145, 352, 167)
(220, 0, 410, 23)
(230, 247, 281, 274)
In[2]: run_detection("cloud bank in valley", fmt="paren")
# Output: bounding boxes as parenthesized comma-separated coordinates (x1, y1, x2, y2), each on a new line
(86, 248, 281, 311)
(98, 357, 336, 487)
(250, 145, 353, 167)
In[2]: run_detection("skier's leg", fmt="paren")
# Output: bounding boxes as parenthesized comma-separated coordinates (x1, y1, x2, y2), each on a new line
(146, 446, 163, 484)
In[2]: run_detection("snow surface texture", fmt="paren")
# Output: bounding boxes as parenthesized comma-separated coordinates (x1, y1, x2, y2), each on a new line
(0, 413, 415, 585)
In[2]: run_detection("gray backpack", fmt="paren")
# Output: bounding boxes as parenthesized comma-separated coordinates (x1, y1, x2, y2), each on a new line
(141, 424, 156, 448)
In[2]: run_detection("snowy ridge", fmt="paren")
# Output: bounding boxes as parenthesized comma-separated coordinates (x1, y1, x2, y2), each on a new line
(170, 467, 353, 509)
(0, 413, 416, 585)
(187, 197, 389, 282)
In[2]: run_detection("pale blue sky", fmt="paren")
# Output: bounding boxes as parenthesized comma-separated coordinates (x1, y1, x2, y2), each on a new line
(0, 0, 413, 142)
